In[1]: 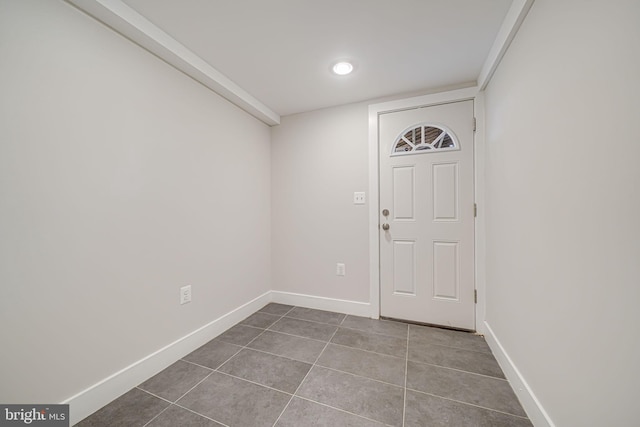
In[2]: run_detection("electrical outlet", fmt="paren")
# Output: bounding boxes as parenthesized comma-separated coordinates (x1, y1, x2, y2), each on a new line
(180, 285, 192, 305)
(336, 263, 346, 276)
(353, 192, 366, 204)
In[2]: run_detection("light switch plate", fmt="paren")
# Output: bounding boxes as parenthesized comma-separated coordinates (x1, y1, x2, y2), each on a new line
(180, 285, 192, 304)
(353, 192, 365, 204)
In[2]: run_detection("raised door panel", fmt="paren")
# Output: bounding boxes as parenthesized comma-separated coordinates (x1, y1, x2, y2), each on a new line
(433, 162, 458, 221)
(393, 240, 416, 295)
(433, 241, 459, 301)
(392, 166, 415, 220)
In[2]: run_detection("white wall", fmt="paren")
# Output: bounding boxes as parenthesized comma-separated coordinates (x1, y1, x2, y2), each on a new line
(0, 0, 270, 407)
(484, 0, 640, 425)
(271, 103, 370, 303)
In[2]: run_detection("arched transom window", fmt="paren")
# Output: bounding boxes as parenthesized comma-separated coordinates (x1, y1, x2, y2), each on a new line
(391, 124, 458, 156)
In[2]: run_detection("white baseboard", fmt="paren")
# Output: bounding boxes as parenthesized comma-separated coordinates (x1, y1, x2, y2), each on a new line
(64, 291, 271, 425)
(483, 321, 555, 427)
(271, 291, 371, 317)
(64, 290, 371, 425)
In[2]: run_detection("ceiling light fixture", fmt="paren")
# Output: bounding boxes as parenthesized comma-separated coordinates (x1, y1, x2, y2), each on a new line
(332, 61, 354, 76)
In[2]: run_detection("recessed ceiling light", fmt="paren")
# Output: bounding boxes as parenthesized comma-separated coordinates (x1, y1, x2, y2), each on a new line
(332, 61, 354, 76)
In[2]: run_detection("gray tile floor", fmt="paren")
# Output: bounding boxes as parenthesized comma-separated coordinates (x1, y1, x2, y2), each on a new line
(76, 304, 532, 427)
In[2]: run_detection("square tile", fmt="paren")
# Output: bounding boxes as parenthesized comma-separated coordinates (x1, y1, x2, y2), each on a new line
(404, 390, 533, 427)
(275, 397, 384, 427)
(76, 308, 533, 427)
(316, 344, 405, 386)
(146, 405, 223, 426)
(269, 317, 337, 341)
(218, 348, 312, 393)
(409, 324, 491, 353)
(247, 330, 326, 363)
(406, 361, 526, 416)
(240, 312, 281, 329)
(297, 366, 404, 426)
(259, 303, 294, 316)
(216, 324, 263, 346)
(75, 388, 169, 427)
(138, 360, 212, 402)
(331, 327, 407, 358)
(408, 340, 505, 378)
(341, 315, 408, 339)
(286, 307, 346, 325)
(178, 371, 290, 427)
(182, 339, 242, 369)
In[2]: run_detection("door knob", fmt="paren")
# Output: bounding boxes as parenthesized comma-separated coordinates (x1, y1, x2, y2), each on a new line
(382, 223, 390, 231)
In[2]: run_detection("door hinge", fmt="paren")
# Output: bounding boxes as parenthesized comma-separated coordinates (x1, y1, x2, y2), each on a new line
(473, 117, 477, 132)
(474, 289, 478, 304)
(474, 203, 477, 217)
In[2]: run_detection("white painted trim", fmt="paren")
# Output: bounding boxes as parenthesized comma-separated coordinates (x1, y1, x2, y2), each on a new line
(368, 107, 381, 320)
(484, 321, 555, 427)
(473, 91, 487, 334)
(63, 291, 271, 425)
(368, 87, 480, 118)
(62, 289, 370, 425)
(65, 0, 280, 126)
(478, 0, 535, 90)
(368, 86, 479, 323)
(271, 291, 371, 318)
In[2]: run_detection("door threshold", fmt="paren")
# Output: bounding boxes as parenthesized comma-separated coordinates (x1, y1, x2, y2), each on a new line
(380, 316, 479, 335)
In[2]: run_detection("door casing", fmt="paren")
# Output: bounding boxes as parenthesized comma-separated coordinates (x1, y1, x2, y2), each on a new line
(367, 86, 487, 334)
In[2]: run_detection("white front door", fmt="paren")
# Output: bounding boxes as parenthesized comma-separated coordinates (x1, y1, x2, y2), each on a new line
(379, 100, 475, 330)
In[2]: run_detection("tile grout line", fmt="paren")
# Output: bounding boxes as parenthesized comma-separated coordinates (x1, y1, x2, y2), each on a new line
(233, 343, 316, 365)
(172, 403, 231, 427)
(199, 308, 399, 424)
(180, 359, 219, 371)
(198, 335, 250, 373)
(172, 370, 216, 404)
(82, 306, 399, 426)
(402, 325, 410, 427)
(329, 340, 406, 360)
(135, 387, 175, 405)
(256, 302, 296, 317)
(412, 339, 494, 355)
(265, 306, 349, 327)
(407, 388, 531, 420)
(192, 308, 523, 425)
(216, 316, 281, 371)
(339, 313, 347, 326)
(214, 309, 309, 397)
(137, 306, 519, 427)
(257, 327, 329, 344)
(264, 321, 406, 342)
(214, 370, 294, 396)
(311, 364, 404, 390)
(171, 309, 287, 426)
(139, 394, 172, 427)
(284, 314, 345, 327)
(271, 312, 341, 427)
(265, 321, 338, 342)
(137, 387, 229, 427)
(406, 357, 509, 381)
(138, 345, 400, 427)
(339, 324, 409, 340)
(294, 395, 389, 426)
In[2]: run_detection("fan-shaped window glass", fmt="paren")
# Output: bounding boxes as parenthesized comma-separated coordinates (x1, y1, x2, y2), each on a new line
(391, 125, 457, 156)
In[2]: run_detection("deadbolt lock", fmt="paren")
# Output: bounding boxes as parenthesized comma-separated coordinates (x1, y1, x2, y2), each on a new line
(382, 209, 389, 216)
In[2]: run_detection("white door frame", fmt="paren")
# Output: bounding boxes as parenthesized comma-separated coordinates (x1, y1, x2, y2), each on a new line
(367, 86, 487, 333)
